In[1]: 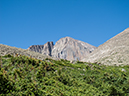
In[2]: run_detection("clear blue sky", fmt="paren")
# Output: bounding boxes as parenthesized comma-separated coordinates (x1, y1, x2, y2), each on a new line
(1, 0, 129, 49)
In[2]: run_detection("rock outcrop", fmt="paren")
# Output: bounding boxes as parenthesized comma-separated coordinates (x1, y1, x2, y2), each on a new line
(42, 42, 54, 56)
(0, 44, 56, 60)
(28, 42, 54, 56)
(28, 45, 44, 53)
(81, 28, 129, 65)
(28, 37, 96, 61)
(52, 37, 96, 61)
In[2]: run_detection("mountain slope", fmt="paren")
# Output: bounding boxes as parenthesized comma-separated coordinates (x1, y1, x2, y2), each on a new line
(28, 37, 96, 61)
(27, 45, 44, 53)
(28, 42, 54, 56)
(0, 44, 56, 60)
(41, 42, 54, 56)
(82, 28, 129, 65)
(52, 37, 96, 61)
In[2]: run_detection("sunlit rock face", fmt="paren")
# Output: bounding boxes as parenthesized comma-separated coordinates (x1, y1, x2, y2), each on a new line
(81, 28, 129, 65)
(52, 37, 96, 61)
(28, 37, 96, 61)
(42, 42, 54, 56)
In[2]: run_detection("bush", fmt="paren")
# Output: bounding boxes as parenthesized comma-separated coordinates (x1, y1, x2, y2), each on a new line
(1, 54, 129, 95)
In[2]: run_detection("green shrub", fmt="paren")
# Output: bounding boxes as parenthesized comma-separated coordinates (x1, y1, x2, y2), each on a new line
(1, 54, 129, 95)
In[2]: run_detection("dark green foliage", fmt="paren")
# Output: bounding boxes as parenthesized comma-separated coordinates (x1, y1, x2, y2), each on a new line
(0, 55, 2, 69)
(0, 54, 129, 95)
(0, 69, 14, 94)
(3, 54, 12, 58)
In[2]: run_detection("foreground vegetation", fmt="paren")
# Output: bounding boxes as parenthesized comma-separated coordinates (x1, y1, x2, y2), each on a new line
(0, 54, 129, 95)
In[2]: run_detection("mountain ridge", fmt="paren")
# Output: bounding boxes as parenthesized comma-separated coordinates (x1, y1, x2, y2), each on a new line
(52, 36, 96, 61)
(81, 27, 129, 65)
(0, 44, 57, 60)
(28, 36, 96, 61)
(28, 42, 54, 56)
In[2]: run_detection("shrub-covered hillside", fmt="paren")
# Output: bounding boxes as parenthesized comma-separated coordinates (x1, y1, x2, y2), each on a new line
(0, 54, 129, 95)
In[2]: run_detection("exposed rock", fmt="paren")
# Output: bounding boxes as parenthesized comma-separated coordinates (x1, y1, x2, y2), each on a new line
(28, 45, 44, 53)
(52, 37, 96, 61)
(0, 44, 56, 60)
(42, 42, 54, 56)
(28, 42, 54, 56)
(81, 28, 129, 65)
(28, 37, 96, 61)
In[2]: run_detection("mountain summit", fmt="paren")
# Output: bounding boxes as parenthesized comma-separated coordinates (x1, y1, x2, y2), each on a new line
(28, 37, 96, 61)
(82, 28, 129, 65)
(52, 37, 96, 61)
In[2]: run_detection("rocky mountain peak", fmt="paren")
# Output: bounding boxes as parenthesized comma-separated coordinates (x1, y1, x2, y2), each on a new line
(55, 37, 75, 45)
(28, 37, 96, 61)
(28, 41, 54, 56)
(42, 41, 54, 56)
(28, 45, 44, 53)
(52, 37, 96, 61)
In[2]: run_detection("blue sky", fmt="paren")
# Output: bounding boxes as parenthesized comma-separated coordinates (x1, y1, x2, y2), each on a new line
(1, 0, 129, 49)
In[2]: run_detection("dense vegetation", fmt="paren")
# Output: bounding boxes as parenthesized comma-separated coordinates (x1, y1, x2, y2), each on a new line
(0, 54, 129, 95)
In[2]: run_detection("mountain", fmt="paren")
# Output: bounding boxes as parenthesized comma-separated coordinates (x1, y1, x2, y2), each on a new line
(27, 45, 44, 53)
(81, 28, 129, 65)
(28, 42, 54, 56)
(52, 37, 96, 61)
(28, 37, 96, 61)
(0, 44, 56, 60)
(41, 42, 54, 56)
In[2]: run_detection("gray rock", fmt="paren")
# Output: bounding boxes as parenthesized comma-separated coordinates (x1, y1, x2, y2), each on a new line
(28, 37, 96, 61)
(52, 37, 96, 61)
(81, 28, 129, 65)
(0, 44, 56, 60)
(28, 41, 54, 56)
(28, 45, 44, 53)
(42, 42, 54, 56)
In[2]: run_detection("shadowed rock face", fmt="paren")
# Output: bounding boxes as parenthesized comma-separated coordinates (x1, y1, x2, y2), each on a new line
(52, 37, 96, 61)
(81, 28, 129, 65)
(28, 45, 44, 53)
(28, 42, 54, 56)
(28, 37, 96, 61)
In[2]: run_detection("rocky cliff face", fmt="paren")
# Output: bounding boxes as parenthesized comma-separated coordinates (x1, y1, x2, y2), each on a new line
(28, 45, 44, 53)
(28, 37, 96, 61)
(52, 37, 96, 61)
(42, 42, 54, 56)
(81, 28, 129, 65)
(0, 44, 56, 60)
(28, 42, 54, 56)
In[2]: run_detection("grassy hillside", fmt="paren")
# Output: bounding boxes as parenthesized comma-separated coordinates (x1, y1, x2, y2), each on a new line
(0, 54, 129, 95)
